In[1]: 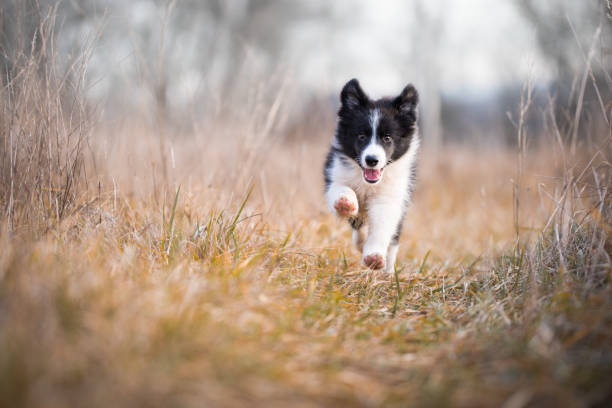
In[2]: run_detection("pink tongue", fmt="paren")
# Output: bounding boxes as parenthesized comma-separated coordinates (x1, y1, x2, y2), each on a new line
(364, 168, 381, 181)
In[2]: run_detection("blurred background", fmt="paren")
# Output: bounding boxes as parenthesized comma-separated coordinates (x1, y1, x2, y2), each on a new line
(2, 0, 609, 147)
(3, 0, 611, 247)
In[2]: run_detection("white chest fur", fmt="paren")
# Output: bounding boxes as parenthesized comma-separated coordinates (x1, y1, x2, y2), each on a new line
(329, 135, 420, 211)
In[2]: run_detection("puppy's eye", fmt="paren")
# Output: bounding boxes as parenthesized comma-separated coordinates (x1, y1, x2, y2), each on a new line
(383, 135, 392, 143)
(357, 134, 367, 141)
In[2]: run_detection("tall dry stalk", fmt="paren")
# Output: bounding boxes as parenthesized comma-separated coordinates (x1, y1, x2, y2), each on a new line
(512, 78, 534, 243)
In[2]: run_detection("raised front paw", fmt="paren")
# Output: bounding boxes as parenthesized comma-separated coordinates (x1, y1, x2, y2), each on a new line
(334, 196, 358, 218)
(363, 253, 385, 270)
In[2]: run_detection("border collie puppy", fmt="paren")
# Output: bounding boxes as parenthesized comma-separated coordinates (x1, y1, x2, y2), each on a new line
(324, 79, 420, 273)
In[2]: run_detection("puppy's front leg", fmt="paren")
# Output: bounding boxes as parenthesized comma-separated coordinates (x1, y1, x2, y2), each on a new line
(326, 184, 358, 218)
(362, 202, 403, 271)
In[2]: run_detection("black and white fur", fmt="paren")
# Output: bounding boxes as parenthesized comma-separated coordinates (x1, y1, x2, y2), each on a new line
(324, 79, 420, 273)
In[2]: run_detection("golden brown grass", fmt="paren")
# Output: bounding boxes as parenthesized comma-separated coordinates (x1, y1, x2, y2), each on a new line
(2, 134, 610, 407)
(1, 9, 611, 408)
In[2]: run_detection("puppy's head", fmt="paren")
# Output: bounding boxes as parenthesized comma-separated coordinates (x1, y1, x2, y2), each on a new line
(336, 79, 419, 184)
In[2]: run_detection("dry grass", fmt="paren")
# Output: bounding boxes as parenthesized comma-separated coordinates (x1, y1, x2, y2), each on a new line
(1, 8, 611, 408)
(0, 3, 93, 234)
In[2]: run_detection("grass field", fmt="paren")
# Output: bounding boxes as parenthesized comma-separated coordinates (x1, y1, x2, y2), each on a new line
(2, 132, 611, 407)
(1, 16, 612, 408)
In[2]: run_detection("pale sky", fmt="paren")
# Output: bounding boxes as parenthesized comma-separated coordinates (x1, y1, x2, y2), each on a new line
(289, 0, 553, 98)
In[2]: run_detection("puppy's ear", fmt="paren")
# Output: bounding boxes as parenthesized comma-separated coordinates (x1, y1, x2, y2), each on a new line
(393, 84, 419, 116)
(340, 78, 368, 109)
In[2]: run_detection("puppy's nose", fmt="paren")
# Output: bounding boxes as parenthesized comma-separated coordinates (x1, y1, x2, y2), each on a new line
(365, 155, 379, 167)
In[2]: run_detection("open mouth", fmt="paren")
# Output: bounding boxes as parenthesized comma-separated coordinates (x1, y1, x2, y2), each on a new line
(363, 167, 383, 183)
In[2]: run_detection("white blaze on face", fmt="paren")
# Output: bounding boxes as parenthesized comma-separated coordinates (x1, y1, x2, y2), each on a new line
(360, 109, 386, 183)
(361, 109, 385, 170)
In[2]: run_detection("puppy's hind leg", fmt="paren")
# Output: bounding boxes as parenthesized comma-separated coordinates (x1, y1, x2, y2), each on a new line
(385, 244, 399, 274)
(350, 217, 366, 252)
(384, 226, 402, 274)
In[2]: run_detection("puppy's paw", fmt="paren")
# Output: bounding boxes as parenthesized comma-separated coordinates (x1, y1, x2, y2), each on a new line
(363, 253, 385, 270)
(333, 196, 358, 218)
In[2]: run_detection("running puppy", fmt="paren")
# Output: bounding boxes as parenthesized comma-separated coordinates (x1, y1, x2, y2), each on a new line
(324, 79, 420, 272)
